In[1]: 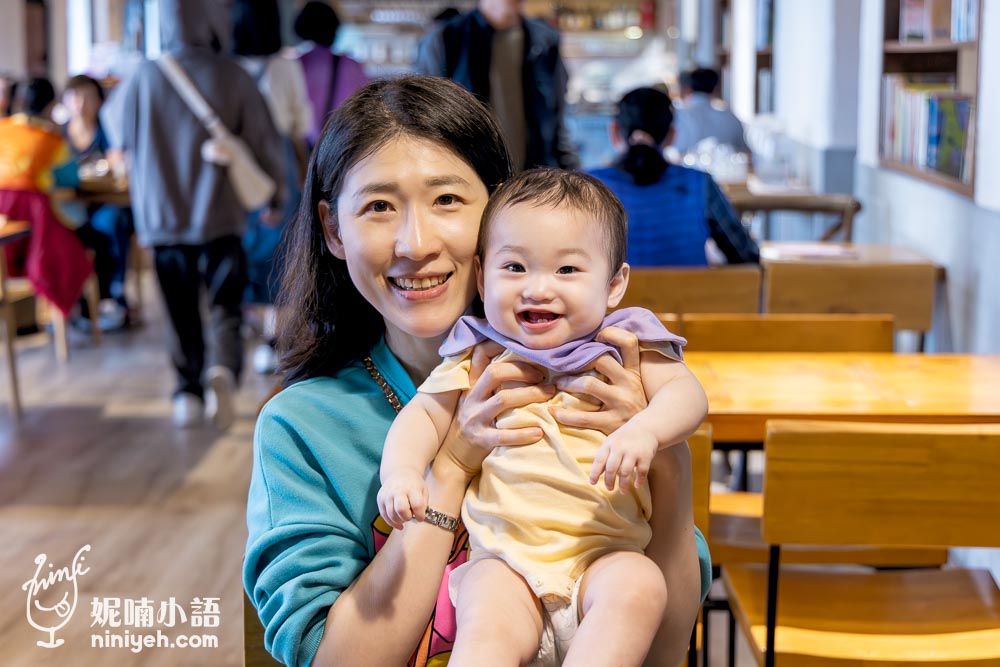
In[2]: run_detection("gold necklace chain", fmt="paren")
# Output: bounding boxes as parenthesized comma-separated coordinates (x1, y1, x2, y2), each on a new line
(363, 357, 403, 414)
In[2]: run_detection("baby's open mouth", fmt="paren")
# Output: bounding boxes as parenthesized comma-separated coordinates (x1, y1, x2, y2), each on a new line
(388, 273, 452, 291)
(518, 311, 561, 324)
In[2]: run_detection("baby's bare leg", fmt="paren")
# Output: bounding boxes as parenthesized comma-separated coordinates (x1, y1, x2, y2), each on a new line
(563, 551, 667, 667)
(450, 559, 544, 667)
(645, 442, 703, 667)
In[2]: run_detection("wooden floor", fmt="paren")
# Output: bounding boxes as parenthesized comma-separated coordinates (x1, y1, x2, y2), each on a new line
(0, 288, 754, 666)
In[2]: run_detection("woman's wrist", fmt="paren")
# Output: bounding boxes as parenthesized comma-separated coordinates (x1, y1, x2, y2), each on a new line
(425, 454, 474, 516)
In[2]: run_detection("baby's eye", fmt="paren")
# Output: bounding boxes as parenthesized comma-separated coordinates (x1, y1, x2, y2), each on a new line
(503, 263, 525, 273)
(556, 266, 578, 274)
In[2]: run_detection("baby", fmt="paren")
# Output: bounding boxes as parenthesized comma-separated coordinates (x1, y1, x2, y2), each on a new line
(378, 168, 708, 666)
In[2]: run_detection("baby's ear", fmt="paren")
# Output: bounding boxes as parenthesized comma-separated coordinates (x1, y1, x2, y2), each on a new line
(606, 263, 630, 309)
(475, 255, 485, 300)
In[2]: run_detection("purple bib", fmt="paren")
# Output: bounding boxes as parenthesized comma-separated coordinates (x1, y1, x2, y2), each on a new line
(438, 307, 686, 374)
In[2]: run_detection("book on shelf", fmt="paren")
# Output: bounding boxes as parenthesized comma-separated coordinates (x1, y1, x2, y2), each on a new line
(881, 74, 975, 184)
(898, 0, 978, 42)
(935, 95, 972, 179)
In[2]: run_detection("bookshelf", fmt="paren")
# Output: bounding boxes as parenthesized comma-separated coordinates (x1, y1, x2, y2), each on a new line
(879, 0, 982, 197)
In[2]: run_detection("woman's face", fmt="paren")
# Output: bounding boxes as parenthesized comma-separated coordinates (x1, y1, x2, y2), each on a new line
(63, 86, 100, 123)
(325, 135, 488, 346)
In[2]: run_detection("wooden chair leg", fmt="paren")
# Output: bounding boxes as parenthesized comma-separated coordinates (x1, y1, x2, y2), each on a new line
(84, 275, 102, 344)
(1, 305, 21, 421)
(52, 306, 69, 363)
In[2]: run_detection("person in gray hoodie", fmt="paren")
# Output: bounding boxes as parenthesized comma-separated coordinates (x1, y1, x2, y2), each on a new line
(102, 0, 284, 429)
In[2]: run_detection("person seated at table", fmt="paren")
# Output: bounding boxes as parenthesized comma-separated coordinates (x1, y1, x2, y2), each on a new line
(671, 68, 750, 155)
(0, 77, 93, 319)
(588, 86, 759, 267)
(61, 74, 134, 330)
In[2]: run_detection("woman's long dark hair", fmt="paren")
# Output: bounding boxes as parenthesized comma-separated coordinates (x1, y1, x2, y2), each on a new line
(617, 87, 674, 186)
(276, 76, 513, 384)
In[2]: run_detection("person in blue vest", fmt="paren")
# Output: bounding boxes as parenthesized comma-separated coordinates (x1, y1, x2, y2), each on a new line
(588, 86, 759, 267)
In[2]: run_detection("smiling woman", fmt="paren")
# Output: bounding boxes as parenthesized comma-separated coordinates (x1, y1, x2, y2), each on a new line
(245, 76, 708, 667)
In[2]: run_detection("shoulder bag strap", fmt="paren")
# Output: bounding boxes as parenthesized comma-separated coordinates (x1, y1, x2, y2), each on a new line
(157, 53, 226, 140)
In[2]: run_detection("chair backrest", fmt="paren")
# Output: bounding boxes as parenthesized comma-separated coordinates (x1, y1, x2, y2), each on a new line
(681, 313, 895, 352)
(725, 191, 861, 240)
(688, 424, 712, 538)
(620, 266, 761, 314)
(762, 421, 1000, 549)
(245, 591, 282, 666)
(763, 262, 935, 331)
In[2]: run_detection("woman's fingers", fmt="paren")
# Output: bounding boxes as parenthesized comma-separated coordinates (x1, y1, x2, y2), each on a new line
(468, 341, 505, 385)
(468, 360, 545, 401)
(548, 406, 614, 432)
(596, 326, 641, 372)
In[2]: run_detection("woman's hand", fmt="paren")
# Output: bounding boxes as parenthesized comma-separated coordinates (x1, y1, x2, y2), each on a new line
(549, 326, 647, 435)
(439, 341, 553, 477)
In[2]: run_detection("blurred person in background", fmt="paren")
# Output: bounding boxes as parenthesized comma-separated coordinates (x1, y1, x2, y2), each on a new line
(101, 0, 284, 429)
(232, 0, 312, 374)
(588, 86, 758, 266)
(293, 0, 368, 148)
(62, 74, 135, 330)
(0, 73, 19, 116)
(0, 77, 94, 319)
(415, 0, 578, 171)
(671, 67, 750, 155)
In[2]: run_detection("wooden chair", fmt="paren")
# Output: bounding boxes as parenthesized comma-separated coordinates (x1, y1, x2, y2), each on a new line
(5, 275, 101, 363)
(725, 421, 1000, 667)
(244, 591, 282, 666)
(619, 266, 762, 314)
(763, 261, 936, 334)
(681, 313, 895, 352)
(725, 191, 862, 241)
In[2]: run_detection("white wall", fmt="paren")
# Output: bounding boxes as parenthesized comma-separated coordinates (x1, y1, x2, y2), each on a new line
(774, 0, 861, 150)
(0, 0, 27, 75)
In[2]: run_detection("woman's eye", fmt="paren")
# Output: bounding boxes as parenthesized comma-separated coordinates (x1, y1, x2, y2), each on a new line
(436, 194, 459, 206)
(365, 200, 391, 213)
(557, 266, 578, 274)
(503, 263, 525, 273)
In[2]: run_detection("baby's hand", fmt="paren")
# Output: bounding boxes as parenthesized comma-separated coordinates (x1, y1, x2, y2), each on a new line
(589, 425, 659, 493)
(377, 471, 429, 531)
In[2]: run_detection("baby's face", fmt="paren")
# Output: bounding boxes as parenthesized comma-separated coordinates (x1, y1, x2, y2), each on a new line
(477, 202, 628, 350)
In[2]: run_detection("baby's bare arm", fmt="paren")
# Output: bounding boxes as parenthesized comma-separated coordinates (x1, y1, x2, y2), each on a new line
(630, 352, 709, 447)
(379, 391, 461, 528)
(590, 353, 708, 491)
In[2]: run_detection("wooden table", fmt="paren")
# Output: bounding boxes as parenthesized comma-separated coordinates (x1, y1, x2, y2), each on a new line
(52, 175, 130, 208)
(686, 352, 1000, 443)
(0, 221, 31, 420)
(759, 241, 946, 349)
(760, 241, 944, 279)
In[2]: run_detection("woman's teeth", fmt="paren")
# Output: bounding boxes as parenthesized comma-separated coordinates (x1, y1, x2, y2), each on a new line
(391, 275, 449, 290)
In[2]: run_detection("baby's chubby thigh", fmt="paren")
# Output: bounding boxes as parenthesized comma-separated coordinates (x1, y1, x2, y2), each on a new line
(451, 558, 545, 664)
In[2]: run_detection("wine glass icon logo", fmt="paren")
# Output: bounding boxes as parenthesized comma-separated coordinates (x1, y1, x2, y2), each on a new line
(21, 545, 91, 648)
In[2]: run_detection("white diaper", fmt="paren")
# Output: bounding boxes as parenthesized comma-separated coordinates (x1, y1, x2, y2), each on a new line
(528, 575, 584, 667)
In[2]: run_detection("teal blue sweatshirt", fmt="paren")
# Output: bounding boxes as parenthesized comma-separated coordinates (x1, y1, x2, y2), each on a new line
(244, 339, 712, 666)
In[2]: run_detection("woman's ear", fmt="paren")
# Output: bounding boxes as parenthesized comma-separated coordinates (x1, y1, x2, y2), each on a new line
(318, 199, 346, 259)
(609, 120, 625, 152)
(606, 263, 630, 309)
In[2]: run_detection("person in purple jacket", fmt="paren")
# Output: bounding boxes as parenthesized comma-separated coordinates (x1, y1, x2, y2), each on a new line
(293, 1, 369, 147)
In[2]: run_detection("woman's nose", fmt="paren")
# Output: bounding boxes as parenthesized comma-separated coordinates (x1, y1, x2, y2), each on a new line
(394, 210, 442, 260)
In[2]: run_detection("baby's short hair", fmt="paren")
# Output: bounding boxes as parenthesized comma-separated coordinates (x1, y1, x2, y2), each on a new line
(478, 168, 628, 275)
